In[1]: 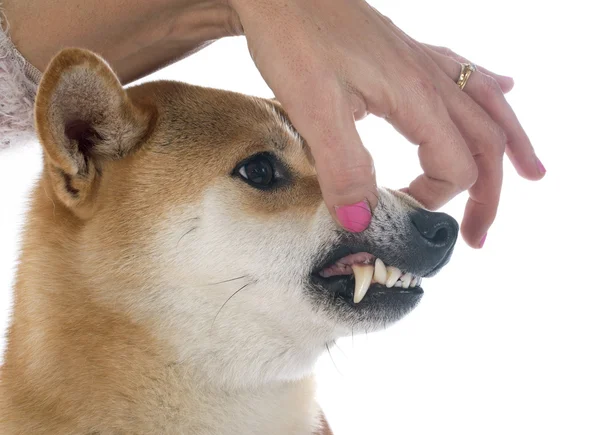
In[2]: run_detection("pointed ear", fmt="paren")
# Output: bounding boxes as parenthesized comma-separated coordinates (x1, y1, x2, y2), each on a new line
(35, 48, 154, 212)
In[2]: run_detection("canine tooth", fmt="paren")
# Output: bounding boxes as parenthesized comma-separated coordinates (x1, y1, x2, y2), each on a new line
(400, 273, 412, 289)
(417, 277, 422, 286)
(410, 275, 419, 288)
(374, 259, 387, 284)
(385, 266, 402, 288)
(352, 264, 374, 304)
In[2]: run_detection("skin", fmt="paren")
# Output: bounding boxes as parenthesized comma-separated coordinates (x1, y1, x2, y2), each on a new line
(2, 0, 545, 247)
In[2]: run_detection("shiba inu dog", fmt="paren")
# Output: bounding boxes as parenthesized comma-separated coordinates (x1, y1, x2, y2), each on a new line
(0, 48, 457, 434)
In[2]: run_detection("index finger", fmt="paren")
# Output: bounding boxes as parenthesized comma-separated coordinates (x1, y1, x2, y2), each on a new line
(387, 77, 477, 210)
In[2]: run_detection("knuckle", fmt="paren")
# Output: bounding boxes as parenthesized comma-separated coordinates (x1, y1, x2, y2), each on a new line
(457, 161, 478, 190)
(380, 13, 395, 26)
(362, 77, 398, 119)
(490, 126, 507, 155)
(412, 76, 442, 106)
(225, 12, 244, 36)
(439, 46, 455, 57)
(479, 74, 503, 101)
(330, 161, 375, 194)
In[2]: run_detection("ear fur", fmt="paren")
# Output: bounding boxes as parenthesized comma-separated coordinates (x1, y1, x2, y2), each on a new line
(34, 48, 154, 213)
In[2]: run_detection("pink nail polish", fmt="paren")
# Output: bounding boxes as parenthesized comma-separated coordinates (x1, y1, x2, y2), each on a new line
(536, 157, 546, 175)
(335, 200, 371, 233)
(479, 233, 487, 248)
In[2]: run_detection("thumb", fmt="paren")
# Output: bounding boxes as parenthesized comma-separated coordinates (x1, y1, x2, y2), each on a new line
(287, 96, 378, 232)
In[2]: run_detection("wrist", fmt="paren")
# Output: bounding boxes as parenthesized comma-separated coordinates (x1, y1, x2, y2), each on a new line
(164, 1, 243, 46)
(1, 0, 242, 84)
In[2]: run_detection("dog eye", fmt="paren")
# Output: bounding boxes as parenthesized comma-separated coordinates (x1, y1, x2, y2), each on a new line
(236, 154, 276, 188)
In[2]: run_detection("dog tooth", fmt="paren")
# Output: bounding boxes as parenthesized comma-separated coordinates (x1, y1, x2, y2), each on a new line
(400, 273, 412, 289)
(385, 266, 402, 288)
(352, 264, 374, 304)
(417, 277, 422, 286)
(410, 275, 419, 288)
(374, 259, 387, 285)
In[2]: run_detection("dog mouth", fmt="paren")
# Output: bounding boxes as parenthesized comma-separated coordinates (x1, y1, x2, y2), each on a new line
(311, 251, 424, 305)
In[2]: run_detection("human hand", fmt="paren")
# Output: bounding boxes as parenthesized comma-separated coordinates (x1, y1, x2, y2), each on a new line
(230, 0, 545, 248)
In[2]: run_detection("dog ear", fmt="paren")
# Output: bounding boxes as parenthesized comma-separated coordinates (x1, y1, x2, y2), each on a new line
(35, 48, 154, 214)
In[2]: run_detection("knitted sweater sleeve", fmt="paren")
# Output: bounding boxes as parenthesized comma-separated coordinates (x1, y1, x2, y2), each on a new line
(0, 5, 42, 149)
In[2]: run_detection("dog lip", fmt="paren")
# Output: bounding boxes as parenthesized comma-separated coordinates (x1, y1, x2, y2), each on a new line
(421, 244, 456, 278)
(370, 283, 424, 296)
(316, 252, 375, 277)
(311, 245, 417, 279)
(312, 245, 354, 274)
(310, 273, 424, 304)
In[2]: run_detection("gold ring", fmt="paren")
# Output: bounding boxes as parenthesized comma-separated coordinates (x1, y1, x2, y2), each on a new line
(456, 63, 477, 90)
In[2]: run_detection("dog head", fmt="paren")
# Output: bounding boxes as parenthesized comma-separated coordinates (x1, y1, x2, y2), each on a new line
(34, 48, 457, 388)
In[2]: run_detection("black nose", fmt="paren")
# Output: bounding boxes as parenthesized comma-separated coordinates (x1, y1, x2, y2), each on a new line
(410, 209, 458, 249)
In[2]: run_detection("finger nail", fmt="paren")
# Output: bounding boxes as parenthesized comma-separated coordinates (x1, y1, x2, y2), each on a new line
(479, 233, 487, 248)
(335, 200, 371, 233)
(535, 156, 546, 175)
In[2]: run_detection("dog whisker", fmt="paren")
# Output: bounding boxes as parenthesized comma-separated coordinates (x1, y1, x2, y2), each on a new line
(177, 227, 198, 249)
(207, 275, 249, 286)
(332, 339, 346, 359)
(325, 342, 341, 376)
(211, 281, 254, 329)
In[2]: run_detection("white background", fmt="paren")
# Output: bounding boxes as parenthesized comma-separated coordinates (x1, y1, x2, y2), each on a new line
(1, 1, 598, 434)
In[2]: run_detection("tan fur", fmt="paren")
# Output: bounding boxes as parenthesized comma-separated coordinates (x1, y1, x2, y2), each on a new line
(1, 49, 330, 434)
(1, 47, 444, 435)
